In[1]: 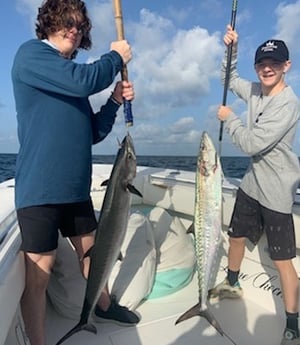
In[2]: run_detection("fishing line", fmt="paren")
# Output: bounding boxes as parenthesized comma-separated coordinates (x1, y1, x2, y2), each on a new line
(113, 0, 133, 127)
(217, 3, 239, 338)
(218, 0, 238, 157)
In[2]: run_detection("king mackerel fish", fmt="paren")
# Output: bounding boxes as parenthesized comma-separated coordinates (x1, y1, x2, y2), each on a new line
(176, 131, 230, 339)
(55, 133, 142, 345)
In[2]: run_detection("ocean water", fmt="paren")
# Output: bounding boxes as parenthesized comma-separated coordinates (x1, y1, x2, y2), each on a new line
(0, 153, 249, 184)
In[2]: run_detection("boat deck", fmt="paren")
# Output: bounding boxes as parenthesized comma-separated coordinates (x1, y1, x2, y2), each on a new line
(46, 268, 285, 345)
(1, 166, 298, 345)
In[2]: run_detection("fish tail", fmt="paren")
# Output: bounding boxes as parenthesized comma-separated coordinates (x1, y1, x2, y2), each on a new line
(199, 308, 224, 336)
(202, 309, 239, 345)
(55, 322, 97, 345)
(175, 302, 201, 325)
(175, 303, 224, 337)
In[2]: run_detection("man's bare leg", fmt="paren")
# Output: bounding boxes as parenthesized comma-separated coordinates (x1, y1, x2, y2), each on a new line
(21, 251, 56, 345)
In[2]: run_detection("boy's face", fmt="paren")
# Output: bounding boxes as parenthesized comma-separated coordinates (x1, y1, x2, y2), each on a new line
(254, 58, 291, 89)
(47, 14, 85, 59)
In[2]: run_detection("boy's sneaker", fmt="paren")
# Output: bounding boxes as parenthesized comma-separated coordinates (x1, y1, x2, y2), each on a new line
(281, 328, 300, 345)
(209, 278, 243, 300)
(94, 296, 140, 326)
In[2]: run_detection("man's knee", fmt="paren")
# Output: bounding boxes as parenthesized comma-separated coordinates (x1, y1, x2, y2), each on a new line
(229, 236, 245, 247)
(24, 251, 56, 290)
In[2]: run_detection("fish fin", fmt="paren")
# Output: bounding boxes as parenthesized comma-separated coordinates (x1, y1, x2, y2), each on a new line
(101, 179, 109, 186)
(175, 303, 224, 337)
(186, 223, 195, 235)
(127, 184, 143, 197)
(55, 322, 97, 345)
(175, 302, 200, 325)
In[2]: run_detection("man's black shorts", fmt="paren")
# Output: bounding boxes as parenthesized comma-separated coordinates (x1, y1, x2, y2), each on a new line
(228, 188, 296, 260)
(17, 198, 97, 253)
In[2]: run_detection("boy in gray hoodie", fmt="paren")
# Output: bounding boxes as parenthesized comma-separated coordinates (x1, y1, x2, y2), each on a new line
(211, 25, 300, 345)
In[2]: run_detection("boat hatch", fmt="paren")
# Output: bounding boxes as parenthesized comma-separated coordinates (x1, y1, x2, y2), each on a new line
(149, 171, 195, 188)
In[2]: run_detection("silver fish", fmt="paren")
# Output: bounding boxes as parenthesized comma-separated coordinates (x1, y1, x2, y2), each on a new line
(175, 131, 224, 334)
(56, 133, 142, 345)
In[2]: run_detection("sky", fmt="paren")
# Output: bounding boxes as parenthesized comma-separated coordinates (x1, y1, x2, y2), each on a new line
(1, 0, 300, 156)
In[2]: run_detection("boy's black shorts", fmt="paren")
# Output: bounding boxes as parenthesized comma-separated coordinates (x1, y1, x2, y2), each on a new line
(228, 188, 296, 260)
(17, 198, 97, 253)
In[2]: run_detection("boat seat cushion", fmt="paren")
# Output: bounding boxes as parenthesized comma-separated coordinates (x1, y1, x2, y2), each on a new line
(146, 206, 196, 299)
(109, 210, 157, 309)
(47, 211, 157, 319)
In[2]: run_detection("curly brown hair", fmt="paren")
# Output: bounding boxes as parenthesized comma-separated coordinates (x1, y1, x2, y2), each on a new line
(36, 0, 92, 57)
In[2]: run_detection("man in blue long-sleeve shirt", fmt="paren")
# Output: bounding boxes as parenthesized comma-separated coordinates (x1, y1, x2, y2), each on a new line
(11, 1, 138, 344)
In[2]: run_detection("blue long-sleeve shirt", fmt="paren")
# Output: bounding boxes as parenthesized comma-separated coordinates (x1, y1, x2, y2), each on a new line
(12, 39, 123, 209)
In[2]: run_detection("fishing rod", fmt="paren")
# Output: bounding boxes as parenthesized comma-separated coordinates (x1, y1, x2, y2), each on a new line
(218, 0, 238, 156)
(113, 0, 133, 127)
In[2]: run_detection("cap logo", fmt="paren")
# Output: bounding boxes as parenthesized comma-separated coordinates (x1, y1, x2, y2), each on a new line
(255, 39, 289, 63)
(261, 41, 277, 52)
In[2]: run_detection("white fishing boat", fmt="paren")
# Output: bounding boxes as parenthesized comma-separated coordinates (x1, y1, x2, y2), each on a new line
(1, 163, 300, 345)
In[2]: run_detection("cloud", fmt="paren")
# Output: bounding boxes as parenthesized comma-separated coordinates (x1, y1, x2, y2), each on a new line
(15, 1, 223, 123)
(126, 121, 202, 155)
(128, 9, 223, 121)
(170, 117, 195, 134)
(16, 0, 40, 13)
(9, 1, 224, 155)
(87, 4, 224, 154)
(88, 2, 116, 51)
(236, 8, 252, 27)
(16, 0, 40, 32)
(274, 0, 300, 50)
(273, 1, 300, 92)
(199, 0, 224, 18)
